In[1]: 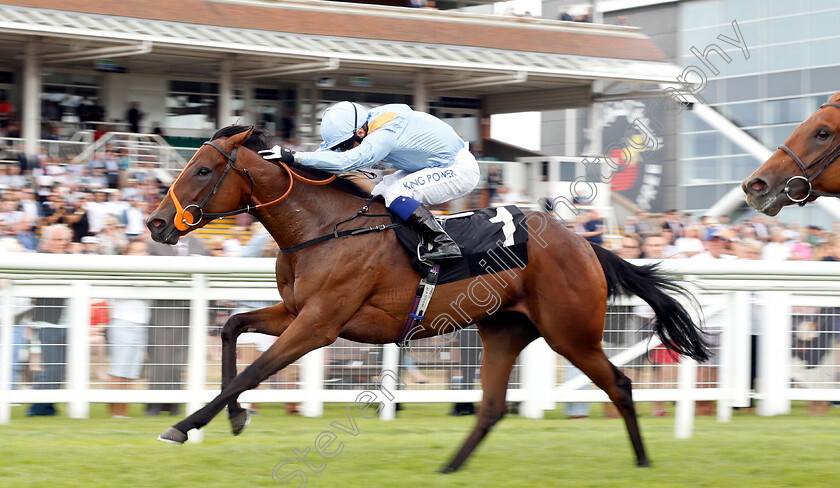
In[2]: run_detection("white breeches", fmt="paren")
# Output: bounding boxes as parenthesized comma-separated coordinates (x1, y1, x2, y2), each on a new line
(372, 145, 480, 206)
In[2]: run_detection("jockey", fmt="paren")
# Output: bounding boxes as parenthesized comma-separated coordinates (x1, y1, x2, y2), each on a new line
(260, 101, 480, 262)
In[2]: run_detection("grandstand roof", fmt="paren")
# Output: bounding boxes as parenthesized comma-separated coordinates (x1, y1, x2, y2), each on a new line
(0, 0, 681, 112)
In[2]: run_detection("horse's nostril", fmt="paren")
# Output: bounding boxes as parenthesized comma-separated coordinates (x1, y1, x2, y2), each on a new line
(150, 218, 165, 228)
(749, 179, 767, 193)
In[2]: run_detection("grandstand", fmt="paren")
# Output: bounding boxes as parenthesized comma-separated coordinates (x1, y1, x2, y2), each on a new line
(0, 0, 684, 245)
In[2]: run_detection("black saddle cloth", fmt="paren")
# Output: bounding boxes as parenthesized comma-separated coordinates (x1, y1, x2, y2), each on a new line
(393, 205, 529, 285)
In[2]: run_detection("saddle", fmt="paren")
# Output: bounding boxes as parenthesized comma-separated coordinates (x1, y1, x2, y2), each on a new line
(392, 205, 530, 285)
(278, 201, 531, 346)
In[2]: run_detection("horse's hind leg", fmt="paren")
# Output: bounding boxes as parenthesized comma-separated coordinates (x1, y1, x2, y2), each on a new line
(531, 252, 649, 466)
(561, 345, 649, 467)
(442, 313, 538, 473)
(220, 303, 295, 435)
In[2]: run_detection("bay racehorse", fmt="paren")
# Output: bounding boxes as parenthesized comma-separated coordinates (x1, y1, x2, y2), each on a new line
(146, 125, 709, 473)
(744, 91, 840, 215)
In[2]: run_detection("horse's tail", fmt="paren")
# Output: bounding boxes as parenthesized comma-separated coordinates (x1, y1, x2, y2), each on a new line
(590, 243, 710, 362)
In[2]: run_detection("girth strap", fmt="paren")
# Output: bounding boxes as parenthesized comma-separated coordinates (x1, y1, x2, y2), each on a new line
(279, 223, 402, 254)
(279, 197, 397, 254)
(396, 264, 441, 347)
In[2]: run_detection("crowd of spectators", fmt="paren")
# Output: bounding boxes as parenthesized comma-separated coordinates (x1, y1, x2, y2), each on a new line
(612, 209, 840, 263)
(0, 138, 283, 257)
(0, 141, 160, 253)
(558, 7, 593, 22)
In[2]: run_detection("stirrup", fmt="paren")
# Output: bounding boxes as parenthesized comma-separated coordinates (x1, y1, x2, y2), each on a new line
(416, 240, 461, 264)
(416, 241, 433, 265)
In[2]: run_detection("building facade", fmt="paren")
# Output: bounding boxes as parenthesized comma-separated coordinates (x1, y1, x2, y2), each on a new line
(541, 0, 840, 225)
(676, 0, 839, 224)
(0, 0, 676, 167)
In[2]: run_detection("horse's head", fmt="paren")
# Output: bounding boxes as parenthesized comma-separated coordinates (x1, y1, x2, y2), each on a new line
(147, 127, 258, 244)
(743, 91, 840, 216)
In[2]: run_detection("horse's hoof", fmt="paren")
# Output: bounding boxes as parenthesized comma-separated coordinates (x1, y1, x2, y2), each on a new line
(440, 465, 459, 474)
(157, 427, 188, 444)
(231, 409, 251, 436)
(637, 459, 651, 468)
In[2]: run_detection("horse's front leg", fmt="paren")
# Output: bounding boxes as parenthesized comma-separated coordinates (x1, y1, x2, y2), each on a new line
(220, 303, 295, 435)
(158, 305, 345, 444)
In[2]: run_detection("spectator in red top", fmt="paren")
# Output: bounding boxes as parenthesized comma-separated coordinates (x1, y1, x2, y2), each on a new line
(0, 93, 15, 127)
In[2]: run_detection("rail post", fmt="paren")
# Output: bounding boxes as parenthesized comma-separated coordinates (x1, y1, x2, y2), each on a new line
(757, 291, 791, 416)
(301, 347, 325, 417)
(187, 274, 209, 443)
(67, 281, 91, 419)
(674, 357, 698, 439)
(520, 338, 553, 419)
(0, 280, 13, 424)
(379, 343, 400, 421)
(731, 291, 753, 409)
(718, 290, 751, 421)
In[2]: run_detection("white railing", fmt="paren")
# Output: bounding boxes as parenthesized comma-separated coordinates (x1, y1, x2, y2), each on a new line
(0, 137, 90, 163)
(1, 254, 840, 440)
(70, 132, 187, 175)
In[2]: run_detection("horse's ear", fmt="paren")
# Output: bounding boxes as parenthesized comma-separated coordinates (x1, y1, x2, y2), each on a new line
(830, 91, 840, 104)
(225, 127, 254, 149)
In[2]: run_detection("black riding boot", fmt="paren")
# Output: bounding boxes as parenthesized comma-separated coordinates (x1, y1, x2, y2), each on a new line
(405, 204, 462, 262)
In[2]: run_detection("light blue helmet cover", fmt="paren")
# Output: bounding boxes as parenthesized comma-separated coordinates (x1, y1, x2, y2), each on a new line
(318, 101, 369, 151)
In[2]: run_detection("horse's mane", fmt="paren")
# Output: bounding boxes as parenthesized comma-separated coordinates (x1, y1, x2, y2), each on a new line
(212, 125, 373, 200)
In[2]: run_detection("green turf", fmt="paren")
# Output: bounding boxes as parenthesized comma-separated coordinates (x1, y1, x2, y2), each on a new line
(0, 402, 837, 487)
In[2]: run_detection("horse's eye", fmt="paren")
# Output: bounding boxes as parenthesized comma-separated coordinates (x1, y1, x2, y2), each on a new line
(197, 167, 212, 176)
(816, 129, 830, 141)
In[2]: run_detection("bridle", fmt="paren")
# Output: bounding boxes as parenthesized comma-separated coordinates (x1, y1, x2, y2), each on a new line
(777, 102, 840, 205)
(168, 139, 335, 231)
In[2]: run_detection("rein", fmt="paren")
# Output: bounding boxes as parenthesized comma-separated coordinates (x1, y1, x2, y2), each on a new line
(777, 102, 840, 205)
(168, 140, 336, 231)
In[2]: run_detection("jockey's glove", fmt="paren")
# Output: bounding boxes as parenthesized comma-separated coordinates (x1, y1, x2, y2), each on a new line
(259, 145, 296, 164)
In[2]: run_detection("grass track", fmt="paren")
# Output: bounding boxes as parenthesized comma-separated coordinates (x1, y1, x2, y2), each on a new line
(1, 402, 837, 487)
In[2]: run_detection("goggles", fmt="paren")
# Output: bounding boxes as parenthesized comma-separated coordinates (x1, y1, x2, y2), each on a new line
(330, 102, 363, 151)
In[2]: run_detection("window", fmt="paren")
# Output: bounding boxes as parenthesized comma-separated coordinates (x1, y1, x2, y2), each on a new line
(808, 9, 840, 40)
(762, 44, 808, 72)
(728, 155, 761, 181)
(809, 66, 840, 94)
(166, 81, 219, 131)
(723, 0, 763, 23)
(759, 16, 803, 44)
(681, 132, 721, 159)
(682, 111, 714, 132)
(41, 72, 101, 122)
(584, 160, 601, 183)
(166, 94, 218, 131)
(560, 161, 575, 181)
(766, 71, 803, 99)
(167, 80, 219, 131)
(717, 102, 759, 127)
(769, 124, 799, 147)
(764, 98, 803, 126)
(439, 113, 478, 146)
(724, 76, 760, 103)
(681, 1, 723, 31)
(683, 184, 723, 210)
(682, 159, 720, 185)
